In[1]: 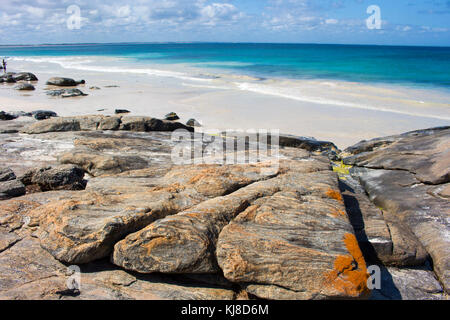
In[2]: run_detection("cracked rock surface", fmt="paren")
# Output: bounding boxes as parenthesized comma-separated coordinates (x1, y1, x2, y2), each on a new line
(0, 117, 448, 300)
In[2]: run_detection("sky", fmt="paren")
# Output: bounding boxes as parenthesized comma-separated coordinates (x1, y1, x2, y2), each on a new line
(0, 0, 449, 46)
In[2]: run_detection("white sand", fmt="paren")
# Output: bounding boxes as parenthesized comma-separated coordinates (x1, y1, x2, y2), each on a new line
(1, 57, 449, 149)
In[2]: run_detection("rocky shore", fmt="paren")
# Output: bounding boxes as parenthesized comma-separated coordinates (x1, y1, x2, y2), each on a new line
(0, 73, 448, 300)
(0, 111, 447, 300)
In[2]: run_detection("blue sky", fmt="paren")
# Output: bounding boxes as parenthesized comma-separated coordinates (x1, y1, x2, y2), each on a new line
(0, 0, 449, 46)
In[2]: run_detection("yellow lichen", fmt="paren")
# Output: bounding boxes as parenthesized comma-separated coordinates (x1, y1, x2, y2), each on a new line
(332, 161, 352, 175)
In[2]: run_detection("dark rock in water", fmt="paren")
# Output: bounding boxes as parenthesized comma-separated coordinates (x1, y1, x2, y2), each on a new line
(0, 179, 26, 200)
(0, 111, 18, 121)
(115, 109, 130, 114)
(12, 72, 38, 82)
(9, 111, 33, 118)
(46, 89, 88, 98)
(0, 168, 16, 182)
(90, 86, 101, 90)
(46, 77, 85, 87)
(31, 110, 58, 121)
(19, 165, 86, 192)
(186, 118, 202, 127)
(15, 83, 35, 91)
(4, 76, 16, 84)
(165, 112, 180, 121)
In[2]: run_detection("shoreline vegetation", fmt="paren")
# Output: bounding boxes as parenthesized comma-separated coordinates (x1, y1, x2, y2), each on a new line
(0, 66, 449, 301)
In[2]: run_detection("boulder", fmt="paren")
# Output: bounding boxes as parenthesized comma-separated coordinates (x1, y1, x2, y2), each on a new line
(119, 116, 194, 132)
(12, 72, 38, 82)
(22, 116, 115, 134)
(46, 89, 88, 98)
(46, 77, 85, 87)
(21, 115, 193, 134)
(9, 111, 32, 118)
(0, 179, 26, 200)
(14, 83, 35, 91)
(3, 75, 16, 83)
(115, 109, 130, 114)
(19, 165, 86, 192)
(32, 110, 58, 120)
(0, 111, 18, 121)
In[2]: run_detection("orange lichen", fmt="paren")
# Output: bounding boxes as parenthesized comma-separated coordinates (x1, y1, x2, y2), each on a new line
(188, 168, 229, 184)
(323, 233, 370, 298)
(326, 189, 344, 203)
(331, 209, 347, 218)
(150, 183, 185, 193)
(0, 200, 41, 215)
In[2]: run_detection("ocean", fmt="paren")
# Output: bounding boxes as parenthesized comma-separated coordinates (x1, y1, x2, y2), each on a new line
(1, 43, 450, 89)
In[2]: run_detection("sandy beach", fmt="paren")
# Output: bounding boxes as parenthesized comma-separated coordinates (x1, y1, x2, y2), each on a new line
(1, 56, 449, 148)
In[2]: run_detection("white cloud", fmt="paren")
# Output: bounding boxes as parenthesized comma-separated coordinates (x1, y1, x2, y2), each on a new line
(325, 18, 338, 24)
(200, 3, 243, 25)
(0, 0, 246, 36)
(0, 0, 448, 44)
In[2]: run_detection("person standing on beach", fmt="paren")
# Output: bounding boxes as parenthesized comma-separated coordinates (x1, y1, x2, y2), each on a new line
(2, 59, 6, 73)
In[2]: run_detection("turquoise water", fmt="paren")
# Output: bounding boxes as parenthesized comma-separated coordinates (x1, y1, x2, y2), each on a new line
(1, 43, 450, 88)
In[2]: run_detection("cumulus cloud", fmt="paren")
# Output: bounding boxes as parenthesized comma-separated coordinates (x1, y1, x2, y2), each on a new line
(0, 0, 448, 44)
(0, 0, 246, 39)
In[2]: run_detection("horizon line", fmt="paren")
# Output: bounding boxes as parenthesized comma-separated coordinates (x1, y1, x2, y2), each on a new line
(0, 41, 449, 49)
